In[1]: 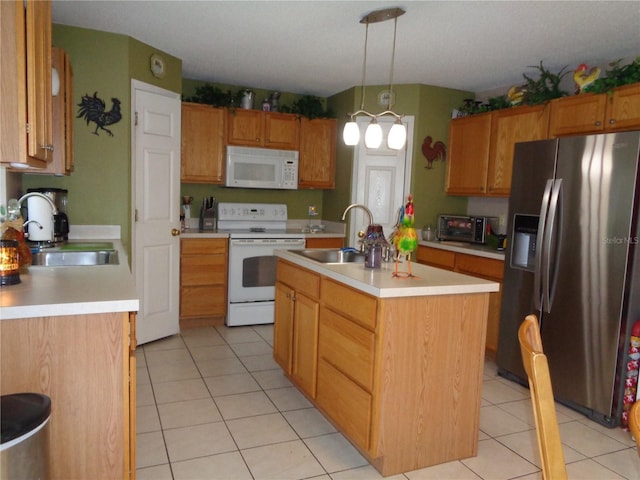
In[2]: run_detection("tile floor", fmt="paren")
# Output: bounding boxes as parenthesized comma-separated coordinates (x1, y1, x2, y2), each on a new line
(136, 325, 640, 479)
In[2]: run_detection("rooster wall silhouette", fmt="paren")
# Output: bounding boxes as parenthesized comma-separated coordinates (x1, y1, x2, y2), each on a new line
(77, 92, 122, 136)
(422, 136, 446, 169)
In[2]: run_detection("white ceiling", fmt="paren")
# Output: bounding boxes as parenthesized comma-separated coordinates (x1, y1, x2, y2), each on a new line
(51, 1, 640, 97)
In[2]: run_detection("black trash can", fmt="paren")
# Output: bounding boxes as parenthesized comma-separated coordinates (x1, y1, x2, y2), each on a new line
(1, 393, 51, 480)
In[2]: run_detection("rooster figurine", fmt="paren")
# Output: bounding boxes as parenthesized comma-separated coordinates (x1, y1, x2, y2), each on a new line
(573, 63, 601, 94)
(422, 136, 446, 169)
(77, 92, 122, 136)
(391, 194, 418, 278)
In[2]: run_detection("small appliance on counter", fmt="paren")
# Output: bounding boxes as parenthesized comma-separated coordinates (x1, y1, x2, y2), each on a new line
(26, 188, 69, 244)
(437, 214, 495, 244)
(199, 196, 217, 231)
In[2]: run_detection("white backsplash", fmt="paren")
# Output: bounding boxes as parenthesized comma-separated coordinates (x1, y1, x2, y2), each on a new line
(467, 196, 509, 235)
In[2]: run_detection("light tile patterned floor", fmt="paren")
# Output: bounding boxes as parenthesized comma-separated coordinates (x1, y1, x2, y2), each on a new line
(136, 325, 640, 479)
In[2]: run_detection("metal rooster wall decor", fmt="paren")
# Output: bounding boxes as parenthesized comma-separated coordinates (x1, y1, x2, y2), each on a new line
(77, 92, 122, 136)
(422, 136, 446, 169)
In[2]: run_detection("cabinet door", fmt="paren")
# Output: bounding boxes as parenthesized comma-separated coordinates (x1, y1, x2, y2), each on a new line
(292, 292, 319, 397)
(227, 109, 264, 146)
(181, 103, 225, 183)
(25, 0, 53, 161)
(446, 113, 491, 195)
(305, 237, 344, 249)
(415, 245, 455, 270)
(265, 112, 299, 150)
(298, 117, 336, 188)
(549, 93, 607, 136)
(274, 281, 295, 373)
(487, 104, 549, 196)
(606, 83, 640, 131)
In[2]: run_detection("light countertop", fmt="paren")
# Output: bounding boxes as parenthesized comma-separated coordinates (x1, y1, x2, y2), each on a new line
(275, 249, 499, 298)
(419, 239, 505, 261)
(1, 226, 139, 320)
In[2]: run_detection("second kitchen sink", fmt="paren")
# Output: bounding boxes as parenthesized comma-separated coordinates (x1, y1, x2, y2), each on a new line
(290, 249, 365, 264)
(31, 242, 119, 266)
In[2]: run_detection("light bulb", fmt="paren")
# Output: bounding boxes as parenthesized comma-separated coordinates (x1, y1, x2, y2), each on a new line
(342, 120, 360, 146)
(387, 120, 407, 150)
(364, 118, 382, 148)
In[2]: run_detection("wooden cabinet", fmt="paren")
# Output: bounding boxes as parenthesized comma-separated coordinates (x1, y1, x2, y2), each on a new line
(446, 105, 548, 197)
(274, 260, 320, 397)
(446, 113, 491, 195)
(298, 117, 336, 189)
(180, 238, 228, 326)
(487, 104, 549, 196)
(305, 236, 344, 249)
(1, 0, 53, 168)
(0, 311, 136, 479)
(227, 109, 299, 150)
(181, 103, 226, 183)
(22, 47, 74, 175)
(416, 245, 504, 356)
(549, 83, 640, 136)
(275, 258, 490, 475)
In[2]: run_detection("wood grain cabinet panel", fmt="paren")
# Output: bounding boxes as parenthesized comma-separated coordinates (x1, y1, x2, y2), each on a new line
(446, 113, 491, 195)
(298, 117, 337, 189)
(181, 103, 226, 183)
(227, 109, 299, 150)
(305, 237, 344, 249)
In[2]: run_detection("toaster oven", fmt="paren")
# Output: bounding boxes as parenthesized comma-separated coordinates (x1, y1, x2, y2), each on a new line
(437, 215, 493, 244)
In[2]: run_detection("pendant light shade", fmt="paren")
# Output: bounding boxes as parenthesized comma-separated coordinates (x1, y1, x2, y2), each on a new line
(364, 118, 383, 148)
(387, 119, 407, 150)
(342, 7, 406, 150)
(343, 120, 360, 146)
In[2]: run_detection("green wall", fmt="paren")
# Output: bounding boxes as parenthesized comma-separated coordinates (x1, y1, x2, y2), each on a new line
(22, 25, 181, 255)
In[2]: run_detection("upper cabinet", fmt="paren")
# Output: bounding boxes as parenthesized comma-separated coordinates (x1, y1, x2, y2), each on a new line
(549, 83, 640, 136)
(1, 0, 53, 168)
(181, 103, 226, 184)
(298, 117, 336, 189)
(486, 104, 549, 196)
(445, 113, 492, 196)
(227, 109, 299, 150)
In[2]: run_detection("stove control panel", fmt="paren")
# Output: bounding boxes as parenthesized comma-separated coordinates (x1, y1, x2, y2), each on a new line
(218, 203, 288, 222)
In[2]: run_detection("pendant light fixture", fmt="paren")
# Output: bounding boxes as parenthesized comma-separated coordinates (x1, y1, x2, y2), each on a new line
(343, 7, 407, 150)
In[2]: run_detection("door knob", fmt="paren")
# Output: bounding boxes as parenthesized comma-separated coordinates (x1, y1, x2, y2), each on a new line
(171, 228, 181, 236)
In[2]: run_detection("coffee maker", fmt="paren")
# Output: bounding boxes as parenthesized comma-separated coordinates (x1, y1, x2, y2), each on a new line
(26, 188, 69, 243)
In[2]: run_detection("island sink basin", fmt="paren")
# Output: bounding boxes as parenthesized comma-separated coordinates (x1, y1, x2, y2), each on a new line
(290, 249, 364, 264)
(32, 249, 119, 266)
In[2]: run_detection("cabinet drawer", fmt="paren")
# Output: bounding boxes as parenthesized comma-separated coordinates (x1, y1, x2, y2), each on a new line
(181, 254, 226, 285)
(321, 278, 377, 330)
(180, 285, 226, 317)
(319, 307, 375, 391)
(277, 261, 320, 299)
(317, 359, 372, 451)
(181, 238, 227, 255)
(417, 246, 455, 270)
(456, 253, 504, 280)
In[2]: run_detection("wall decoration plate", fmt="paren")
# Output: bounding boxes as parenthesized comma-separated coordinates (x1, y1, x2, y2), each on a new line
(150, 54, 165, 78)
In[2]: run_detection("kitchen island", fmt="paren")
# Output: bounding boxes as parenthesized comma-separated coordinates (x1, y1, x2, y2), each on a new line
(274, 249, 499, 476)
(0, 235, 139, 479)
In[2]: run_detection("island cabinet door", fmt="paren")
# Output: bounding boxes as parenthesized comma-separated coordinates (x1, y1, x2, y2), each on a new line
(291, 292, 319, 397)
(274, 281, 295, 373)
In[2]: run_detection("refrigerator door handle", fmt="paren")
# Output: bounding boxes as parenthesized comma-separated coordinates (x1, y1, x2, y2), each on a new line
(534, 179, 554, 311)
(543, 179, 563, 312)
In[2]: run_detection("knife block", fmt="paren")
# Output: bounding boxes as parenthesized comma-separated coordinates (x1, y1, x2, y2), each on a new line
(199, 206, 216, 231)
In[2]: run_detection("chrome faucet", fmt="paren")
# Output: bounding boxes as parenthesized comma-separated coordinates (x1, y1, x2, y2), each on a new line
(341, 203, 373, 225)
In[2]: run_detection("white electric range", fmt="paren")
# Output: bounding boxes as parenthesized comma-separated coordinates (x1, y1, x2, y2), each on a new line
(217, 203, 305, 326)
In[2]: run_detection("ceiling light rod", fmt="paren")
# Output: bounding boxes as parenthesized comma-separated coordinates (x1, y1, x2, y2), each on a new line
(343, 7, 407, 150)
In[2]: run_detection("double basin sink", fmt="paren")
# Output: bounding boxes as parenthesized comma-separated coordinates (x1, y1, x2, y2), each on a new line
(290, 248, 364, 264)
(31, 242, 119, 266)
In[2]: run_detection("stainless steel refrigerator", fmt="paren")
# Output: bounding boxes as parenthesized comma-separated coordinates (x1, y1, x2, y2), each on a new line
(497, 131, 640, 427)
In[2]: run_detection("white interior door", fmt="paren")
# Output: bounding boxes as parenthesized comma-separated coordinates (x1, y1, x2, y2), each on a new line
(348, 116, 414, 248)
(132, 81, 181, 345)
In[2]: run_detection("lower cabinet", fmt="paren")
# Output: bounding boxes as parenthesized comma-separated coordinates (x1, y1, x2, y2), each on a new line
(416, 245, 503, 356)
(274, 260, 320, 397)
(0, 312, 136, 479)
(305, 236, 344, 249)
(274, 258, 490, 476)
(180, 237, 228, 326)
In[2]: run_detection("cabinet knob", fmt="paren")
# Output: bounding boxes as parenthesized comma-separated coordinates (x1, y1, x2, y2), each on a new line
(595, 121, 601, 126)
(171, 228, 181, 236)
(609, 119, 616, 125)
(40, 144, 54, 152)
(255, 138, 260, 142)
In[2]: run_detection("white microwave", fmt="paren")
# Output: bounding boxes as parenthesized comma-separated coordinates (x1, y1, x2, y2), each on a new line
(225, 146, 299, 190)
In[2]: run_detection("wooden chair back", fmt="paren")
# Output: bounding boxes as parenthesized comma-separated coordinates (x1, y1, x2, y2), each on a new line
(629, 401, 640, 456)
(518, 314, 568, 480)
